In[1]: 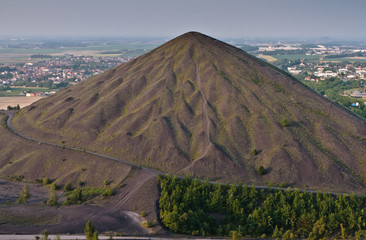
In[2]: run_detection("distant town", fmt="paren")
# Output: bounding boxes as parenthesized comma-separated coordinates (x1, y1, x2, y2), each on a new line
(247, 40, 366, 116)
(0, 55, 133, 95)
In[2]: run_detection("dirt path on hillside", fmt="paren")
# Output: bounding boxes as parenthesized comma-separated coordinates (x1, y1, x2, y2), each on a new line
(112, 170, 156, 209)
(178, 64, 212, 174)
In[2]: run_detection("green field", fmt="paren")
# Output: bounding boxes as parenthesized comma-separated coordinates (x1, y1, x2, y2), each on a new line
(0, 42, 160, 64)
(256, 53, 366, 64)
(272, 54, 324, 62)
(323, 57, 366, 63)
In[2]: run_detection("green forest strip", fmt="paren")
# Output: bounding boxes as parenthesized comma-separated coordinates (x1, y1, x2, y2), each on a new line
(158, 175, 366, 239)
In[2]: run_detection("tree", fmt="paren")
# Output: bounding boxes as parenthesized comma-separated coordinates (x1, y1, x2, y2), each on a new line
(42, 229, 49, 240)
(85, 220, 98, 240)
(47, 183, 58, 206)
(282, 230, 293, 240)
(272, 225, 282, 239)
(93, 231, 99, 240)
(17, 184, 31, 204)
(308, 217, 326, 240)
(230, 230, 239, 240)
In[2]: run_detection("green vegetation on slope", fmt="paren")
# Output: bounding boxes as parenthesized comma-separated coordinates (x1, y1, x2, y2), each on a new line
(159, 175, 366, 239)
(63, 187, 113, 205)
(300, 78, 366, 119)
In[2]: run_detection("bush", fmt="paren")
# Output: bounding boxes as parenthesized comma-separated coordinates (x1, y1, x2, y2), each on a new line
(101, 188, 114, 198)
(64, 182, 72, 192)
(281, 118, 290, 127)
(141, 220, 155, 228)
(63, 188, 82, 205)
(253, 148, 259, 156)
(257, 166, 266, 175)
(63, 187, 106, 205)
(43, 177, 51, 185)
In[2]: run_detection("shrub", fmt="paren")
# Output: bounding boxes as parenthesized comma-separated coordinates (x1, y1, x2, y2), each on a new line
(281, 118, 290, 127)
(78, 180, 84, 187)
(141, 220, 155, 228)
(257, 166, 266, 175)
(63, 188, 83, 205)
(64, 182, 72, 192)
(253, 148, 259, 156)
(43, 177, 51, 185)
(101, 188, 114, 198)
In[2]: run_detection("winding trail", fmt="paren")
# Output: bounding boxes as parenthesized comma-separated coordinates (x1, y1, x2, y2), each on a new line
(194, 63, 213, 161)
(178, 64, 213, 174)
(0, 110, 357, 196)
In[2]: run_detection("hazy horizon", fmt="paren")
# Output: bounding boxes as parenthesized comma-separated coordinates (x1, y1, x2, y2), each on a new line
(1, 0, 366, 40)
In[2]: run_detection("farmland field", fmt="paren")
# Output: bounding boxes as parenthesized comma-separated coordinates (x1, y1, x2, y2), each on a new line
(0, 96, 44, 110)
(0, 42, 160, 64)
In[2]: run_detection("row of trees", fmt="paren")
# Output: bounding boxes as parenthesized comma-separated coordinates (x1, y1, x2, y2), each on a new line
(17, 179, 114, 206)
(158, 175, 366, 239)
(7, 104, 20, 110)
(35, 221, 100, 240)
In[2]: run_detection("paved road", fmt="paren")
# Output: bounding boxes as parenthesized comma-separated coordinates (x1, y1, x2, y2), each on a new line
(1, 110, 356, 196)
(0, 235, 225, 240)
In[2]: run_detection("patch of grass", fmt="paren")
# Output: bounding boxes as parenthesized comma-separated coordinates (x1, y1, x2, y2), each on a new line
(63, 184, 116, 205)
(141, 211, 147, 217)
(141, 220, 156, 228)
(63, 187, 104, 205)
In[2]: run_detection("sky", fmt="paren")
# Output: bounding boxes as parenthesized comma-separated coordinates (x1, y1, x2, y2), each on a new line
(1, 0, 366, 39)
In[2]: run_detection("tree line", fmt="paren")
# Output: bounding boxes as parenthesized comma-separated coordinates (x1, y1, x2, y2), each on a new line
(158, 175, 366, 239)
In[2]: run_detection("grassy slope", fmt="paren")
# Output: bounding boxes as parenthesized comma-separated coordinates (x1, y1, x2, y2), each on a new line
(0, 113, 132, 188)
(11, 32, 366, 193)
